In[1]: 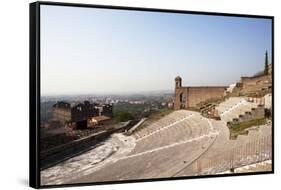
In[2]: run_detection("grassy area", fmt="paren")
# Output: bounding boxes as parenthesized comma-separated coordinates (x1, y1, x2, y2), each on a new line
(149, 108, 173, 119)
(113, 102, 149, 120)
(228, 118, 267, 139)
(133, 108, 173, 133)
(113, 111, 134, 122)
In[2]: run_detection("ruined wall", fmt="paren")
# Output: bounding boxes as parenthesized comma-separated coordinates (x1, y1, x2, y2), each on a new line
(174, 76, 227, 110)
(241, 75, 271, 87)
(240, 74, 272, 95)
(174, 86, 226, 109)
(187, 87, 227, 107)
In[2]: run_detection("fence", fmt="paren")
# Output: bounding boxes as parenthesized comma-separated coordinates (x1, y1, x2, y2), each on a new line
(195, 135, 272, 174)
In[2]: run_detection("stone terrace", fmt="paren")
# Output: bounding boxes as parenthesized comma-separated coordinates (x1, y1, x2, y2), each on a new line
(216, 97, 259, 123)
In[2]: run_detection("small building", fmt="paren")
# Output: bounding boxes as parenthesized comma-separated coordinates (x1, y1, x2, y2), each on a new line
(52, 101, 113, 129)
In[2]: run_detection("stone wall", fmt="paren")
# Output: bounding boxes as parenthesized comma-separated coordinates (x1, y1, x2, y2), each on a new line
(40, 122, 131, 170)
(188, 87, 227, 107)
(264, 93, 272, 109)
(239, 74, 272, 95)
(175, 86, 226, 109)
(40, 131, 110, 170)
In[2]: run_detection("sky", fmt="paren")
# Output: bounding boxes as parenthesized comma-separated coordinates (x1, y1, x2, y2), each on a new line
(40, 5, 272, 96)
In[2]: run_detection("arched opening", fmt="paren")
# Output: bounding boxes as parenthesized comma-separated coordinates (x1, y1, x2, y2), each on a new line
(182, 94, 186, 102)
(179, 93, 183, 102)
(179, 93, 186, 103)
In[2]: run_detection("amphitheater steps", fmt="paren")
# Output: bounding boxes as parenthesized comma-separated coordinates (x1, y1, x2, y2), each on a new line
(174, 118, 271, 176)
(234, 160, 272, 173)
(130, 111, 215, 155)
(217, 97, 260, 124)
(70, 132, 216, 183)
(133, 110, 193, 140)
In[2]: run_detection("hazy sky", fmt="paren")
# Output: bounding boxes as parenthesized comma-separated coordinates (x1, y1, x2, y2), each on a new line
(40, 5, 272, 96)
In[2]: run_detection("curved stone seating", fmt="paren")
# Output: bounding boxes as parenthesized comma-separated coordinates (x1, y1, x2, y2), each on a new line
(133, 110, 192, 140)
(72, 135, 214, 183)
(131, 111, 212, 155)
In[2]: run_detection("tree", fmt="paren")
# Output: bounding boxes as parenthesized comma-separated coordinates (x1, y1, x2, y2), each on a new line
(264, 50, 269, 75)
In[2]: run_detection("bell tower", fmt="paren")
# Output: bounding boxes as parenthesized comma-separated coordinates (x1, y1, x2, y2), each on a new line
(175, 76, 182, 88)
(174, 76, 183, 110)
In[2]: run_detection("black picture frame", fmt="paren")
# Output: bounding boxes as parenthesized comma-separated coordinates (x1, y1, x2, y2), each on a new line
(30, 1, 274, 189)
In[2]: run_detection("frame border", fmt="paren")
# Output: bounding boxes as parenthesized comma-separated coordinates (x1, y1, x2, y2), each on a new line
(29, 1, 274, 189)
(30, 2, 41, 188)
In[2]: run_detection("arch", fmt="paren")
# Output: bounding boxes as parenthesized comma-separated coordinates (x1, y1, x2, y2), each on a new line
(179, 93, 183, 102)
(179, 93, 186, 103)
